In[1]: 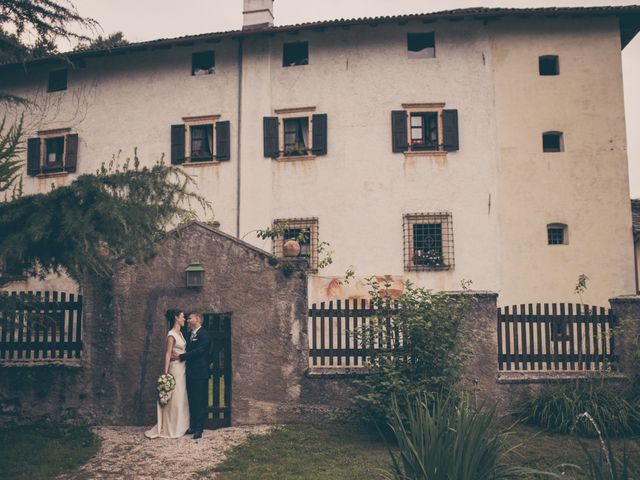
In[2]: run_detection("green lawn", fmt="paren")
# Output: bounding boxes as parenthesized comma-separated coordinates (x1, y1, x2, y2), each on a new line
(0, 422, 101, 480)
(206, 421, 640, 480)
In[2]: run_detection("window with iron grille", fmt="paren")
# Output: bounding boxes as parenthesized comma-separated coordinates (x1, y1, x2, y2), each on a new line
(547, 223, 568, 245)
(273, 218, 319, 271)
(403, 212, 454, 271)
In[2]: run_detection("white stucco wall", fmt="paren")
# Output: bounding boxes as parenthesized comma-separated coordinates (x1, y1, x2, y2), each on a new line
(1, 14, 636, 306)
(490, 16, 636, 306)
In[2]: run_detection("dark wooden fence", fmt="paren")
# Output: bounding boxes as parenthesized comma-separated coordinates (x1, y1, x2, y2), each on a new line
(498, 303, 617, 372)
(308, 299, 400, 367)
(0, 291, 83, 361)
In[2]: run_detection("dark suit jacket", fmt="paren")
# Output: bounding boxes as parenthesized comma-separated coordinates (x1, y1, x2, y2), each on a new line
(179, 328, 211, 380)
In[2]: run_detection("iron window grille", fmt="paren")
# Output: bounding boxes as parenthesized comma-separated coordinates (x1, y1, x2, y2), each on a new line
(273, 217, 319, 271)
(403, 212, 454, 271)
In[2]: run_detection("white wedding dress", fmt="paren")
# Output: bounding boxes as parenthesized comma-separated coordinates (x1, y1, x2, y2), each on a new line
(145, 330, 190, 438)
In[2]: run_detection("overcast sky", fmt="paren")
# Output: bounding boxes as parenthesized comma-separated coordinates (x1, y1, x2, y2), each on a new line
(68, 0, 639, 197)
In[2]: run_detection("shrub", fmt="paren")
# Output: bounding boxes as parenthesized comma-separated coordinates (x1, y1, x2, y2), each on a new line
(520, 382, 640, 438)
(353, 278, 472, 426)
(384, 394, 553, 480)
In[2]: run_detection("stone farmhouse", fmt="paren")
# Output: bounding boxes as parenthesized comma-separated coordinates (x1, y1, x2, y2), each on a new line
(1, 2, 639, 306)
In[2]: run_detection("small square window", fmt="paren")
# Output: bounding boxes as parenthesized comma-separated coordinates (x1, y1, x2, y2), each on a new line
(192, 51, 215, 75)
(407, 32, 435, 58)
(283, 42, 308, 67)
(283, 117, 309, 156)
(547, 224, 567, 245)
(189, 125, 214, 160)
(543, 132, 563, 152)
(539, 55, 559, 76)
(403, 212, 454, 271)
(48, 69, 67, 92)
(45, 137, 65, 170)
(273, 218, 319, 271)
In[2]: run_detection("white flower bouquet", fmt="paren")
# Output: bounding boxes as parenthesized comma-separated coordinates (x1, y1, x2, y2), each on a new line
(156, 373, 176, 407)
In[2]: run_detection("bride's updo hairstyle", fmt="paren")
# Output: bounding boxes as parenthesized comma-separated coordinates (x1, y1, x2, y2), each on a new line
(165, 309, 184, 329)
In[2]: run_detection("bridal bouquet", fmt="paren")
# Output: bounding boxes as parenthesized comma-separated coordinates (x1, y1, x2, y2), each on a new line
(156, 373, 176, 407)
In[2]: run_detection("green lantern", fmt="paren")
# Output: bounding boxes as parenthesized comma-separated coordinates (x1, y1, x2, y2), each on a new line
(185, 262, 205, 288)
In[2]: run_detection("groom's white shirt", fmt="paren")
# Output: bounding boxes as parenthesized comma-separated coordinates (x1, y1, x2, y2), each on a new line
(190, 326, 201, 341)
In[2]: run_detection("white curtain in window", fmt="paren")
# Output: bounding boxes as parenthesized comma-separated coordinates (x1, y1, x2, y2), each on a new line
(206, 126, 214, 155)
(300, 120, 309, 149)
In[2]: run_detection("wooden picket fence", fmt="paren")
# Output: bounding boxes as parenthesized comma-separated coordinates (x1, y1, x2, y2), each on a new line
(497, 303, 617, 372)
(307, 299, 401, 367)
(0, 291, 83, 361)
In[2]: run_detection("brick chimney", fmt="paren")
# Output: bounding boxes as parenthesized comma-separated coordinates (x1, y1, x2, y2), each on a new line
(243, 0, 275, 30)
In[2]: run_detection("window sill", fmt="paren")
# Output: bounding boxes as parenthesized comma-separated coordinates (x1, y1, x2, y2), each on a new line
(36, 171, 69, 179)
(276, 154, 316, 163)
(405, 266, 453, 272)
(403, 150, 447, 158)
(182, 160, 221, 167)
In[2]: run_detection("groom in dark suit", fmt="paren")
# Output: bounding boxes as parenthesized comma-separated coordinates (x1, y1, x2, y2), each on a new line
(173, 312, 211, 439)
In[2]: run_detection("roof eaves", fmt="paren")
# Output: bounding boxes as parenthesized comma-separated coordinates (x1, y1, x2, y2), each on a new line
(2, 5, 640, 70)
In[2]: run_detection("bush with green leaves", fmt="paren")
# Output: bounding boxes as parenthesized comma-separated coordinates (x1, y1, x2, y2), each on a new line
(353, 277, 472, 426)
(520, 382, 640, 438)
(384, 393, 555, 480)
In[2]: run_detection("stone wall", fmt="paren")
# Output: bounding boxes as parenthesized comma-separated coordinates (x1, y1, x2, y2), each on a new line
(0, 222, 312, 426)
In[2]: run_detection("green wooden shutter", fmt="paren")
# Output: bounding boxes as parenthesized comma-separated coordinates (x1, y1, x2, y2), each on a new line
(215, 121, 230, 161)
(442, 109, 459, 152)
(64, 134, 79, 172)
(312, 114, 327, 156)
(391, 111, 408, 153)
(171, 124, 186, 164)
(27, 138, 41, 176)
(263, 117, 279, 158)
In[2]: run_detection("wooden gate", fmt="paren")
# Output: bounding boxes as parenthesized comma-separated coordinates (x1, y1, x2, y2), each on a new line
(204, 313, 232, 429)
(497, 303, 617, 372)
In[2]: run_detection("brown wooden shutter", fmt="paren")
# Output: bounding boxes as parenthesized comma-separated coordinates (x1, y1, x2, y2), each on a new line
(391, 111, 408, 153)
(312, 114, 327, 156)
(64, 134, 79, 172)
(171, 124, 186, 164)
(263, 117, 279, 158)
(27, 138, 41, 176)
(215, 121, 230, 161)
(442, 109, 459, 152)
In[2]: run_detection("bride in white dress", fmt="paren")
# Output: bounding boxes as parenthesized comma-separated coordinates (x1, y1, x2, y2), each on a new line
(145, 309, 190, 438)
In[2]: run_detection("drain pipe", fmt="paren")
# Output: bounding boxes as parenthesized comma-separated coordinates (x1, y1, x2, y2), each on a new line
(236, 36, 244, 238)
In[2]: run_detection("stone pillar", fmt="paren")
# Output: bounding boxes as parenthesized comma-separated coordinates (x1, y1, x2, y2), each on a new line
(457, 292, 500, 404)
(609, 295, 640, 386)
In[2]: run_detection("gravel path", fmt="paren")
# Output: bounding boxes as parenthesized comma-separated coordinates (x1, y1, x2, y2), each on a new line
(56, 425, 272, 480)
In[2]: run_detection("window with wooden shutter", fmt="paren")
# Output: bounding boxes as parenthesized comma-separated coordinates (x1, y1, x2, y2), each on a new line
(27, 138, 41, 176)
(391, 111, 408, 153)
(263, 117, 279, 158)
(216, 121, 230, 161)
(442, 109, 459, 152)
(312, 114, 327, 156)
(65, 134, 79, 172)
(394, 104, 459, 154)
(171, 124, 186, 165)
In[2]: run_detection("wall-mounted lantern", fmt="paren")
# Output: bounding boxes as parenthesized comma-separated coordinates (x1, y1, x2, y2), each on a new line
(185, 262, 205, 288)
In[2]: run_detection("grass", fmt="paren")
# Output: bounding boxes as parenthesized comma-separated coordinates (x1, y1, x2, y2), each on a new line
(204, 421, 640, 480)
(206, 421, 391, 480)
(0, 422, 101, 480)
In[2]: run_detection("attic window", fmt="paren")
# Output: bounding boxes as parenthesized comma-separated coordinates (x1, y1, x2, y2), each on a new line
(48, 69, 67, 92)
(192, 51, 215, 75)
(407, 32, 435, 58)
(283, 41, 308, 67)
(539, 55, 559, 75)
(542, 131, 563, 152)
